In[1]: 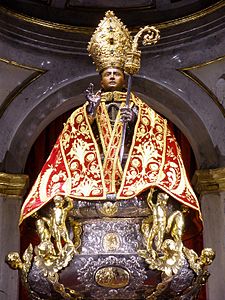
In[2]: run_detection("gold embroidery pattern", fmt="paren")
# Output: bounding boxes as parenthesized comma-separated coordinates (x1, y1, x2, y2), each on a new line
(158, 128, 200, 210)
(59, 107, 104, 197)
(20, 93, 200, 222)
(96, 92, 136, 193)
(96, 102, 112, 158)
(20, 106, 106, 223)
(118, 97, 200, 212)
(118, 99, 166, 197)
(97, 102, 125, 193)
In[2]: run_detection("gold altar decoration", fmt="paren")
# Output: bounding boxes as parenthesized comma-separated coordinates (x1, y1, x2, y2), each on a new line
(138, 191, 214, 280)
(34, 196, 76, 277)
(87, 10, 160, 74)
(98, 201, 119, 216)
(6, 244, 33, 287)
(6, 195, 83, 299)
(95, 266, 130, 288)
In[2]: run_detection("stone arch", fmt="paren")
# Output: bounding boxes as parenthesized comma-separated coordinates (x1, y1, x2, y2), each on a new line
(3, 75, 218, 173)
(215, 74, 225, 107)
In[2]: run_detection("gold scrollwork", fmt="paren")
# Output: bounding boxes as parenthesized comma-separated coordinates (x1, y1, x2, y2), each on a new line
(183, 247, 215, 275)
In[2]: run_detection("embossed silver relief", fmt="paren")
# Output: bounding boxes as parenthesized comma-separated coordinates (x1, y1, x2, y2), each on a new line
(72, 197, 151, 219)
(76, 255, 147, 299)
(102, 232, 121, 251)
(80, 218, 144, 254)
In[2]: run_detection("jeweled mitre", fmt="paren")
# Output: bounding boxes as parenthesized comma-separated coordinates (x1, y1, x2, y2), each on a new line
(87, 11, 131, 72)
(87, 10, 160, 74)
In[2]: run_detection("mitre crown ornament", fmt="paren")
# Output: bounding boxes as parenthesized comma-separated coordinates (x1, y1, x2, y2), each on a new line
(87, 10, 160, 75)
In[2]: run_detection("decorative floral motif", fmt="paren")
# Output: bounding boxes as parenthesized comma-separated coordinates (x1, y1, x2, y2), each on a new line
(20, 92, 200, 223)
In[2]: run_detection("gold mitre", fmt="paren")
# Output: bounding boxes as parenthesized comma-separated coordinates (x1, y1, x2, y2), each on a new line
(88, 11, 131, 73)
(87, 10, 160, 75)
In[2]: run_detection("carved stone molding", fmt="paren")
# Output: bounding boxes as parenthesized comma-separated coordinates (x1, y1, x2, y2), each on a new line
(1, 2, 225, 54)
(0, 172, 29, 197)
(192, 167, 225, 195)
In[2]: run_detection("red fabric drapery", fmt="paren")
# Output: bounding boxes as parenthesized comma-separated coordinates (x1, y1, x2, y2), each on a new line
(20, 106, 205, 300)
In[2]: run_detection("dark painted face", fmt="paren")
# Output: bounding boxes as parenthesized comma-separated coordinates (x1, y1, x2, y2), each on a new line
(101, 67, 125, 92)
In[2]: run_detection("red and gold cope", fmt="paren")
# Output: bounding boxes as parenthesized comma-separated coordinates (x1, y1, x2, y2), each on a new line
(20, 92, 200, 223)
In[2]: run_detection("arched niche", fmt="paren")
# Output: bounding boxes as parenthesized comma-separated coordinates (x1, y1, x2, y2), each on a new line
(0, 74, 212, 300)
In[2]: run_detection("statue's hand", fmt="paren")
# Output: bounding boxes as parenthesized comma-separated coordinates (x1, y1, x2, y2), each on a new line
(85, 83, 101, 117)
(120, 107, 135, 123)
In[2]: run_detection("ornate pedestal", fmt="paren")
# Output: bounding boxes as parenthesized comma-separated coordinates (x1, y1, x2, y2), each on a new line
(7, 194, 214, 300)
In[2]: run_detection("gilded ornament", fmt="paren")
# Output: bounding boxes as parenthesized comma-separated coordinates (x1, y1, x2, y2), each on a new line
(49, 195, 74, 253)
(31, 196, 77, 277)
(183, 247, 215, 275)
(146, 192, 169, 253)
(139, 189, 215, 280)
(6, 244, 33, 289)
(87, 11, 132, 72)
(87, 11, 160, 75)
(98, 201, 119, 216)
(95, 266, 130, 288)
(0, 172, 28, 197)
(70, 219, 82, 250)
(103, 232, 120, 252)
(47, 273, 82, 300)
(124, 25, 160, 74)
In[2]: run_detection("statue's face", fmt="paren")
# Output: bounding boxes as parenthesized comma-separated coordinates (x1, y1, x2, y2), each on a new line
(101, 68, 125, 91)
